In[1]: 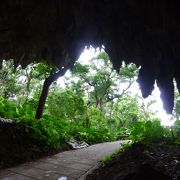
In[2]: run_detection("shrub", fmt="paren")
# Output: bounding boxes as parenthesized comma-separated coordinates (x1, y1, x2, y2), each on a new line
(128, 120, 166, 143)
(16, 117, 71, 148)
(69, 125, 116, 144)
(117, 120, 169, 144)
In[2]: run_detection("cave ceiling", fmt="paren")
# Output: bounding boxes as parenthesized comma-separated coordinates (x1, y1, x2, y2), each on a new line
(0, 0, 180, 113)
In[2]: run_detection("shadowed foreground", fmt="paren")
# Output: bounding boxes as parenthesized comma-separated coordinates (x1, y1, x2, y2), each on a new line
(0, 141, 124, 180)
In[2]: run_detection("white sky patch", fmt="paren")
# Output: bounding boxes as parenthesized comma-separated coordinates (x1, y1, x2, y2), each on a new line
(57, 47, 175, 126)
(144, 85, 175, 126)
(57, 47, 96, 86)
(127, 81, 174, 126)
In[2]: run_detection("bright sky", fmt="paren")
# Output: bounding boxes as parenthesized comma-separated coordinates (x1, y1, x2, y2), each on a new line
(129, 82, 174, 126)
(58, 47, 175, 126)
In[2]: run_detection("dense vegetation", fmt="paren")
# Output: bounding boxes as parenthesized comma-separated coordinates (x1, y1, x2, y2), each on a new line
(0, 50, 180, 168)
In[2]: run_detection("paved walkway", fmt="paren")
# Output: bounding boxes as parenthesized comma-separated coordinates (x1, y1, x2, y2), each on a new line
(0, 141, 125, 180)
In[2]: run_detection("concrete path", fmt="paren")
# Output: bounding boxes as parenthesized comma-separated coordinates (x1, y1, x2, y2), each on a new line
(0, 141, 124, 180)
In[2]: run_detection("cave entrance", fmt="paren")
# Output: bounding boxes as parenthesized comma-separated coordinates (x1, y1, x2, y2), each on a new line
(57, 46, 174, 126)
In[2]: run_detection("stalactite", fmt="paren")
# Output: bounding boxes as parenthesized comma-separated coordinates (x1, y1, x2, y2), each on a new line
(0, 0, 180, 112)
(137, 67, 155, 98)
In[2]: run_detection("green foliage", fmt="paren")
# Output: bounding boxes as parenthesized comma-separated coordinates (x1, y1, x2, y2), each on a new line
(72, 62, 89, 75)
(101, 142, 132, 167)
(87, 107, 107, 128)
(0, 60, 22, 98)
(70, 51, 137, 111)
(112, 143, 132, 158)
(171, 120, 180, 140)
(117, 127, 131, 139)
(46, 89, 88, 125)
(18, 117, 70, 148)
(111, 95, 140, 128)
(125, 120, 166, 143)
(119, 62, 138, 78)
(0, 97, 19, 118)
(0, 97, 70, 148)
(69, 125, 116, 144)
(32, 61, 58, 79)
(0, 51, 174, 150)
(173, 90, 180, 120)
(101, 155, 112, 167)
(46, 89, 116, 144)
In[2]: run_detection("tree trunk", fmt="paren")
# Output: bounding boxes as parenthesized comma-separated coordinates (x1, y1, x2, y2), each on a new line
(35, 76, 52, 119)
(35, 64, 71, 119)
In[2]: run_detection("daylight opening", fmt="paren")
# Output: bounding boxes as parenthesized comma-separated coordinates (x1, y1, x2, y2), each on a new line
(58, 46, 175, 126)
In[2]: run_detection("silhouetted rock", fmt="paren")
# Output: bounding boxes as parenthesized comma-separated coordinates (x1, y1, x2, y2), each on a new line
(132, 163, 172, 180)
(113, 163, 172, 180)
(0, 1, 180, 112)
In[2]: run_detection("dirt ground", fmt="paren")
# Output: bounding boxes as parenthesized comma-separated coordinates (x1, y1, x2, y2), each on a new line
(86, 141, 180, 180)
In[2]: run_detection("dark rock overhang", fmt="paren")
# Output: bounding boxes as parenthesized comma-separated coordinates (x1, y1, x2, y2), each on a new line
(0, 0, 180, 113)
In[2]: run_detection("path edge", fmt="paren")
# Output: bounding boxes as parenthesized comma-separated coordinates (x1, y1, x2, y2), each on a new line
(78, 163, 100, 180)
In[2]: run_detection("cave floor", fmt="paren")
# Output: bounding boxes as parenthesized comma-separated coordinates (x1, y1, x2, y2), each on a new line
(0, 141, 123, 180)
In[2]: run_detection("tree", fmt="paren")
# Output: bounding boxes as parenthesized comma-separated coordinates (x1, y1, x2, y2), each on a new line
(0, 60, 22, 99)
(46, 89, 88, 126)
(0, 60, 69, 119)
(69, 51, 138, 111)
(35, 62, 72, 119)
(108, 94, 140, 128)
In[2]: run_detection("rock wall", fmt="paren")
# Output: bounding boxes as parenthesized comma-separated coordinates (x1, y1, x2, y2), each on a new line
(0, 0, 180, 113)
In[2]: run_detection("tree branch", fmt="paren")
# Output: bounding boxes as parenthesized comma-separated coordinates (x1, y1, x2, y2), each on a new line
(35, 62, 72, 119)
